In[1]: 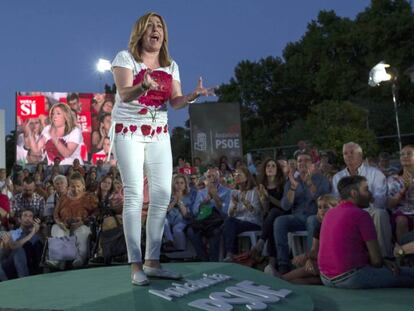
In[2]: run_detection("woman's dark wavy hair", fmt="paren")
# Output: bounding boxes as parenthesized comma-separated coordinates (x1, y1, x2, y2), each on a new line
(258, 157, 285, 192)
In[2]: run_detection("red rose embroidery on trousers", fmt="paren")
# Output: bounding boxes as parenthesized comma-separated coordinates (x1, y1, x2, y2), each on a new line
(115, 123, 124, 134)
(156, 126, 162, 134)
(141, 125, 152, 136)
(129, 125, 138, 133)
(123, 127, 128, 134)
(138, 108, 148, 115)
(163, 125, 168, 133)
(151, 130, 155, 136)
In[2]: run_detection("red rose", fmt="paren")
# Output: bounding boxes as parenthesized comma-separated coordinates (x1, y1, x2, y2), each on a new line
(123, 127, 128, 134)
(151, 130, 155, 136)
(156, 126, 162, 134)
(141, 125, 152, 136)
(115, 123, 124, 134)
(163, 125, 168, 133)
(138, 108, 148, 115)
(129, 125, 138, 133)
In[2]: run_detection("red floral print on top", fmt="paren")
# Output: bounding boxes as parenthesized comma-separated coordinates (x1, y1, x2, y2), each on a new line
(45, 138, 67, 162)
(133, 69, 172, 108)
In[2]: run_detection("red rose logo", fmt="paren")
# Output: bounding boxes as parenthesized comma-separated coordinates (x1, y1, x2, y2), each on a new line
(151, 130, 155, 136)
(163, 125, 168, 133)
(129, 125, 138, 133)
(156, 126, 162, 134)
(141, 125, 152, 136)
(115, 123, 124, 134)
(123, 127, 128, 134)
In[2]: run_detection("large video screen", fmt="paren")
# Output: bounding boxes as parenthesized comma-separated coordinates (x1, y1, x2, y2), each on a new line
(16, 92, 114, 166)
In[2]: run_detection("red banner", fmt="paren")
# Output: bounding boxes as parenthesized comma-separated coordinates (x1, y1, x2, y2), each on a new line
(16, 96, 46, 120)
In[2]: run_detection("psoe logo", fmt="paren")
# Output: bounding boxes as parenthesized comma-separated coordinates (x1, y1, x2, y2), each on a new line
(194, 132, 207, 151)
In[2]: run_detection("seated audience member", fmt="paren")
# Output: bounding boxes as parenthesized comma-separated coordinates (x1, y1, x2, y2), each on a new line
(388, 145, 414, 243)
(379, 152, 399, 177)
(274, 153, 330, 274)
(0, 169, 13, 194)
(0, 191, 11, 231)
(219, 160, 232, 181)
(233, 159, 244, 171)
(223, 166, 262, 262)
(187, 168, 231, 261)
(0, 208, 43, 279)
(193, 157, 207, 176)
(276, 158, 289, 179)
(394, 232, 414, 258)
(51, 173, 98, 267)
(44, 175, 68, 223)
(175, 157, 186, 174)
(252, 158, 286, 269)
(72, 158, 85, 177)
(267, 195, 338, 284)
(331, 142, 392, 257)
(179, 162, 195, 175)
(12, 176, 45, 219)
(288, 159, 298, 178)
(319, 175, 414, 289)
(96, 175, 123, 226)
(46, 183, 55, 198)
(86, 169, 99, 192)
(164, 174, 194, 251)
(96, 159, 109, 181)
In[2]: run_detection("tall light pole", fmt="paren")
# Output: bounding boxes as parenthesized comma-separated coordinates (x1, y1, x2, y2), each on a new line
(368, 61, 402, 151)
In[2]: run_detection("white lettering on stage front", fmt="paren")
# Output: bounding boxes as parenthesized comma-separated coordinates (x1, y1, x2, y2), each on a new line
(148, 275, 292, 310)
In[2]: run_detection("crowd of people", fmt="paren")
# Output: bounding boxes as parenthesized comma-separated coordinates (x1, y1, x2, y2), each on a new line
(1, 140, 414, 289)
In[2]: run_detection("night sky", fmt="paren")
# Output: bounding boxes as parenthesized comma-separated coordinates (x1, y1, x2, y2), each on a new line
(0, 0, 372, 134)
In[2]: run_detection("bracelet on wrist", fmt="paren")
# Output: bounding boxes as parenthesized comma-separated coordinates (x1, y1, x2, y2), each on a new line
(187, 92, 200, 104)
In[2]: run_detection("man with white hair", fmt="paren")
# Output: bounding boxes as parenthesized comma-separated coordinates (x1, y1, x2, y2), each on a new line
(331, 142, 392, 257)
(44, 175, 68, 220)
(187, 168, 231, 261)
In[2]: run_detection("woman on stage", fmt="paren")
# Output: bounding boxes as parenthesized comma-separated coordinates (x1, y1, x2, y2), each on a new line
(111, 12, 214, 285)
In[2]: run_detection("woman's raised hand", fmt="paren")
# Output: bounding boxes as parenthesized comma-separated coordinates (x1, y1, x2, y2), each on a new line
(193, 77, 216, 98)
(143, 69, 159, 90)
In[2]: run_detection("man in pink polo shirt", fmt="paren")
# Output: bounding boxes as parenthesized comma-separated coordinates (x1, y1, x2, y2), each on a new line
(319, 175, 414, 288)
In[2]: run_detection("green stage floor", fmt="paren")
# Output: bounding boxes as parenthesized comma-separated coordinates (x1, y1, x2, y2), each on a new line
(0, 263, 412, 311)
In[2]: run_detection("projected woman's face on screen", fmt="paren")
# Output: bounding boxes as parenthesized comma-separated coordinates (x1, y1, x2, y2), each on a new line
(51, 107, 65, 128)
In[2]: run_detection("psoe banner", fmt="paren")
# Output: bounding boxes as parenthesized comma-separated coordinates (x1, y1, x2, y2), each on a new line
(189, 102, 243, 165)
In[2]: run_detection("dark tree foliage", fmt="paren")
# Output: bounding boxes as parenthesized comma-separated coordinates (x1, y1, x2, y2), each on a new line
(217, 0, 414, 153)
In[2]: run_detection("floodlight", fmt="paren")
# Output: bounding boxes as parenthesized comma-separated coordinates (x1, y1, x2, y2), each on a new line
(97, 58, 112, 73)
(368, 61, 402, 150)
(368, 61, 393, 87)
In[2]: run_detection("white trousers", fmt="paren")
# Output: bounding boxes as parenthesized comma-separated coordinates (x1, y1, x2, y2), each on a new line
(366, 207, 393, 257)
(114, 137, 172, 263)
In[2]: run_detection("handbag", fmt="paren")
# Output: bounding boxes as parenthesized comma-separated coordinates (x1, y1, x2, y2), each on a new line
(100, 216, 127, 264)
(190, 205, 224, 238)
(48, 235, 78, 261)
